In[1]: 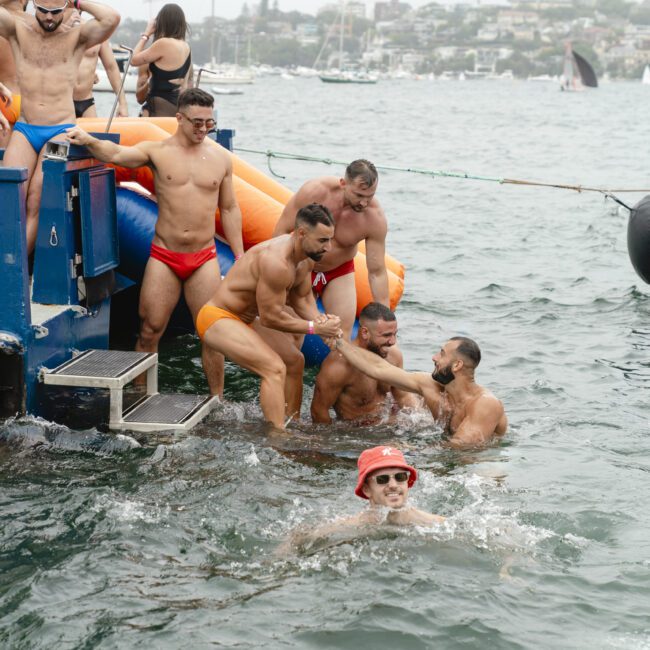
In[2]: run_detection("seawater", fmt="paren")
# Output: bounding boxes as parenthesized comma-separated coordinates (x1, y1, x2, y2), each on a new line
(2, 79, 650, 649)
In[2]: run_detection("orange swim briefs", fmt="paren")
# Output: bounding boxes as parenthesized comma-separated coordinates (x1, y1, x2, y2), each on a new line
(196, 304, 246, 340)
(0, 94, 20, 125)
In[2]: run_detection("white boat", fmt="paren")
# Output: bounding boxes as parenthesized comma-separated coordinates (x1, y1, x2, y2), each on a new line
(197, 65, 255, 86)
(93, 68, 138, 94)
(642, 65, 650, 85)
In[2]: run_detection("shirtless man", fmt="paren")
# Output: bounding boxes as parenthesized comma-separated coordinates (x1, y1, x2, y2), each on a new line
(330, 335, 508, 447)
(0, 0, 120, 254)
(279, 446, 444, 554)
(311, 302, 418, 424)
(196, 203, 343, 431)
(73, 27, 128, 117)
(0, 0, 26, 148)
(272, 160, 390, 338)
(65, 88, 244, 396)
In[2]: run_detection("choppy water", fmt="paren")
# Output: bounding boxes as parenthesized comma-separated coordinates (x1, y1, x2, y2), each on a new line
(2, 79, 650, 648)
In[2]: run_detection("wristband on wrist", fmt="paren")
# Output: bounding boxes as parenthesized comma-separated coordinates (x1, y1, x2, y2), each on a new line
(235, 253, 243, 261)
(307, 320, 315, 335)
(140, 33, 149, 41)
(74, 0, 81, 10)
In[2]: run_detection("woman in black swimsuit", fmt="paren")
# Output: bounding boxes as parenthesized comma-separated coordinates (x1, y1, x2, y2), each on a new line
(131, 3, 192, 117)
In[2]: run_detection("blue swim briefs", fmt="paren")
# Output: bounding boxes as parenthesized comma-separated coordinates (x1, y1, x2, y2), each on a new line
(13, 122, 75, 153)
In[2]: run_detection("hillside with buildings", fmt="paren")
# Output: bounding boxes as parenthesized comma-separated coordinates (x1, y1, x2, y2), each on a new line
(115, 0, 650, 79)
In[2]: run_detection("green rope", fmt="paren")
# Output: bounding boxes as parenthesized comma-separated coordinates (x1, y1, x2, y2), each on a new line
(233, 146, 650, 198)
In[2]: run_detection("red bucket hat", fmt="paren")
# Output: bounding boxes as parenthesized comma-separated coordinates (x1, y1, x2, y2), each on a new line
(355, 446, 417, 499)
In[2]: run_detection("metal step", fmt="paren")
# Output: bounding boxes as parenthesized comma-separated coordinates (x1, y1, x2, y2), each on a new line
(114, 393, 218, 432)
(42, 349, 157, 389)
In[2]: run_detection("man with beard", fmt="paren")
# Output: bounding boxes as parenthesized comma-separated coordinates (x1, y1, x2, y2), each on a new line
(329, 335, 507, 447)
(65, 88, 244, 397)
(0, 0, 120, 254)
(311, 302, 418, 424)
(196, 203, 343, 431)
(272, 160, 390, 339)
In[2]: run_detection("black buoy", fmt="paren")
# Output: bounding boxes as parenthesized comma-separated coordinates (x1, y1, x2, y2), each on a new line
(627, 195, 650, 284)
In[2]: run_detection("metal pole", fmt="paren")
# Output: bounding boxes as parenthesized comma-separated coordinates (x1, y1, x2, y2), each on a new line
(106, 45, 133, 133)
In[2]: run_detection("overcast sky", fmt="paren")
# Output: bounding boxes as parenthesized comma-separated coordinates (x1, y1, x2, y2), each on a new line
(107, 1, 436, 22)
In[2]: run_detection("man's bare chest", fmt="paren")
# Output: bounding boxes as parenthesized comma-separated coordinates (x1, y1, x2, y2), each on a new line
(153, 155, 225, 192)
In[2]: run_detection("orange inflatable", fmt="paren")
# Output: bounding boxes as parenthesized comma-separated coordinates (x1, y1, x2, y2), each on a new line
(77, 117, 405, 314)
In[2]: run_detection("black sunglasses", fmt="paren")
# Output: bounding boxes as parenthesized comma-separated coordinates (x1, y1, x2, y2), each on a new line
(372, 471, 409, 485)
(34, 2, 67, 15)
(180, 112, 216, 131)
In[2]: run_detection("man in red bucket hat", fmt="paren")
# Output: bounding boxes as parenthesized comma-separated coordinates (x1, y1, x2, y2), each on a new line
(277, 446, 444, 554)
(353, 446, 443, 525)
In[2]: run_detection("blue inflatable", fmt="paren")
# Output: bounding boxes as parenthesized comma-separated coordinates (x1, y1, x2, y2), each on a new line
(115, 187, 357, 366)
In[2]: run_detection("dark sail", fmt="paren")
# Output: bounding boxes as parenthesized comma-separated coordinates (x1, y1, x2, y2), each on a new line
(573, 50, 598, 88)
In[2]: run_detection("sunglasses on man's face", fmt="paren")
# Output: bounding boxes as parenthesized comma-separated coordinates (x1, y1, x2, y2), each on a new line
(180, 112, 216, 131)
(34, 2, 67, 16)
(372, 471, 409, 485)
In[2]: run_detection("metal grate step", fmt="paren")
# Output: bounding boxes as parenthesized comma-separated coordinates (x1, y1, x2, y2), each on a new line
(42, 349, 157, 389)
(115, 393, 218, 432)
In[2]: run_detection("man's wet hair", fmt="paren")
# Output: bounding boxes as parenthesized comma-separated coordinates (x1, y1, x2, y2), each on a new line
(178, 88, 214, 110)
(450, 336, 481, 369)
(154, 3, 189, 41)
(360, 302, 396, 323)
(345, 159, 378, 188)
(295, 203, 334, 229)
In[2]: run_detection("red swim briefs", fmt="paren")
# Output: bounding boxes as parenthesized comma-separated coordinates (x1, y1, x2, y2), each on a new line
(150, 243, 217, 281)
(311, 259, 355, 297)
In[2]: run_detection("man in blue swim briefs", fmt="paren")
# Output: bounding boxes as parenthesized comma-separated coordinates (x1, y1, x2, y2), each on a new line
(272, 160, 391, 339)
(0, 0, 119, 255)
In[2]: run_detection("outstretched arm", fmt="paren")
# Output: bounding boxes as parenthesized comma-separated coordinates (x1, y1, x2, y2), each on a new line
(449, 396, 505, 448)
(218, 158, 244, 258)
(99, 41, 128, 117)
(333, 338, 427, 395)
(77, 1, 120, 50)
(364, 215, 390, 306)
(65, 126, 151, 168)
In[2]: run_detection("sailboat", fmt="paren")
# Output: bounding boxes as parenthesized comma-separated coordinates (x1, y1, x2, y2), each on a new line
(642, 65, 650, 85)
(316, 1, 378, 84)
(561, 42, 598, 91)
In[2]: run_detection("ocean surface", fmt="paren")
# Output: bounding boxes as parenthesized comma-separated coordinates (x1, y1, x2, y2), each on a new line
(2, 78, 650, 649)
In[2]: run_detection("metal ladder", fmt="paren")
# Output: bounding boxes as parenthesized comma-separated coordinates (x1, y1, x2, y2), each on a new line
(41, 349, 217, 432)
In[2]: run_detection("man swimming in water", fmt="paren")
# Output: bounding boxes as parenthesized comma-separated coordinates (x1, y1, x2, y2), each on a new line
(196, 203, 343, 431)
(0, 0, 120, 254)
(0, 0, 26, 147)
(65, 88, 244, 396)
(330, 336, 508, 447)
(311, 302, 418, 424)
(272, 160, 390, 339)
(278, 446, 444, 554)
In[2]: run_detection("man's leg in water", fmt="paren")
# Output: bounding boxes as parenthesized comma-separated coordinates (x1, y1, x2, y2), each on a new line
(202, 318, 287, 429)
(184, 256, 224, 397)
(136, 256, 182, 373)
(2, 130, 38, 250)
(321, 271, 357, 339)
(253, 319, 305, 420)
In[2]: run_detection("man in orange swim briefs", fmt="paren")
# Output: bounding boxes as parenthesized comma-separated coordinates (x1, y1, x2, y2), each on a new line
(272, 160, 390, 339)
(196, 203, 343, 431)
(66, 88, 244, 396)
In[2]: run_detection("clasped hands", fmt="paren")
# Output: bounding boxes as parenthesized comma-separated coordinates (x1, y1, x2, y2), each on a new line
(314, 313, 342, 348)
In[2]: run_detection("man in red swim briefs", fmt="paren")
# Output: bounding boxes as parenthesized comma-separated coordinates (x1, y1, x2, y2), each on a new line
(272, 159, 390, 338)
(66, 88, 244, 396)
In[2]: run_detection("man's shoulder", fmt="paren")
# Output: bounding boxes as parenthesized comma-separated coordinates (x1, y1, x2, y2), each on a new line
(298, 176, 338, 200)
(469, 387, 504, 416)
(318, 349, 355, 382)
